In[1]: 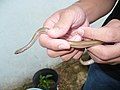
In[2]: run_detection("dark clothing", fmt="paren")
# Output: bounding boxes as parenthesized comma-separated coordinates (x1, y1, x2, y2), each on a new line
(103, 0, 120, 25)
(83, 64, 120, 90)
(99, 0, 120, 81)
(83, 1, 120, 90)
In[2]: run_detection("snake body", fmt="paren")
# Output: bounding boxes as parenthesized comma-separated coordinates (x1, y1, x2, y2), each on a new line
(15, 28, 46, 54)
(15, 27, 103, 65)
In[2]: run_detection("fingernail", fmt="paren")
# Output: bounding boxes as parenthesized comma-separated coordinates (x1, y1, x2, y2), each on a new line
(58, 44, 70, 49)
(69, 35, 82, 41)
(77, 28, 84, 36)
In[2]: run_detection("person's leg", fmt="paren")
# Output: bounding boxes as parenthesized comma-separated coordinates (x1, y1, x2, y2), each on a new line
(83, 63, 120, 90)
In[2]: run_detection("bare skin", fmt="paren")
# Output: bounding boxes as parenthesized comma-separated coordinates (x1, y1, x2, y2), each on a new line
(39, 0, 118, 63)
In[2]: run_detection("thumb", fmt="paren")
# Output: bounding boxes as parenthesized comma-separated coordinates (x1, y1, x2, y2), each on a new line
(77, 27, 119, 42)
(46, 12, 74, 38)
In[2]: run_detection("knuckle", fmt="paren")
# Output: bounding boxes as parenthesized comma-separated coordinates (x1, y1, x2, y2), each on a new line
(64, 9, 75, 16)
(64, 6, 82, 16)
(109, 19, 120, 27)
(110, 19, 120, 23)
(110, 19, 116, 23)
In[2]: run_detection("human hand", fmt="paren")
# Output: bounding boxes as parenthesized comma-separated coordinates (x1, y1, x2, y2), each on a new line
(77, 19, 120, 64)
(39, 4, 89, 61)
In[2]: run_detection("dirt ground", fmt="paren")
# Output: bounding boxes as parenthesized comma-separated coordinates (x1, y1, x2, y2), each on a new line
(55, 59, 88, 90)
(14, 53, 89, 90)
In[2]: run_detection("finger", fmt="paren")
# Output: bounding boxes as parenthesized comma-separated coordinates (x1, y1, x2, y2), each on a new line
(47, 48, 74, 58)
(89, 52, 120, 64)
(45, 12, 74, 38)
(88, 43, 120, 60)
(45, 8, 85, 38)
(43, 10, 61, 29)
(107, 56, 120, 64)
(88, 52, 110, 64)
(39, 34, 70, 50)
(73, 50, 83, 60)
(105, 19, 120, 28)
(77, 27, 120, 42)
(60, 49, 79, 61)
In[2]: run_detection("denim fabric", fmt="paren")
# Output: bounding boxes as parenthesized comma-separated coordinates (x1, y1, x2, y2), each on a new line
(83, 63, 120, 90)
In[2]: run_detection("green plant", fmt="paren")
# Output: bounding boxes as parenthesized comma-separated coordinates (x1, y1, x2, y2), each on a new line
(38, 75, 53, 90)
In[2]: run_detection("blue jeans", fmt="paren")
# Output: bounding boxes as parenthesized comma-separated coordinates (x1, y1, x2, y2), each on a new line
(83, 63, 120, 90)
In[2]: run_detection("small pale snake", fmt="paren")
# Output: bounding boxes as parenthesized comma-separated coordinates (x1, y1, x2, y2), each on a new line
(15, 27, 103, 65)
